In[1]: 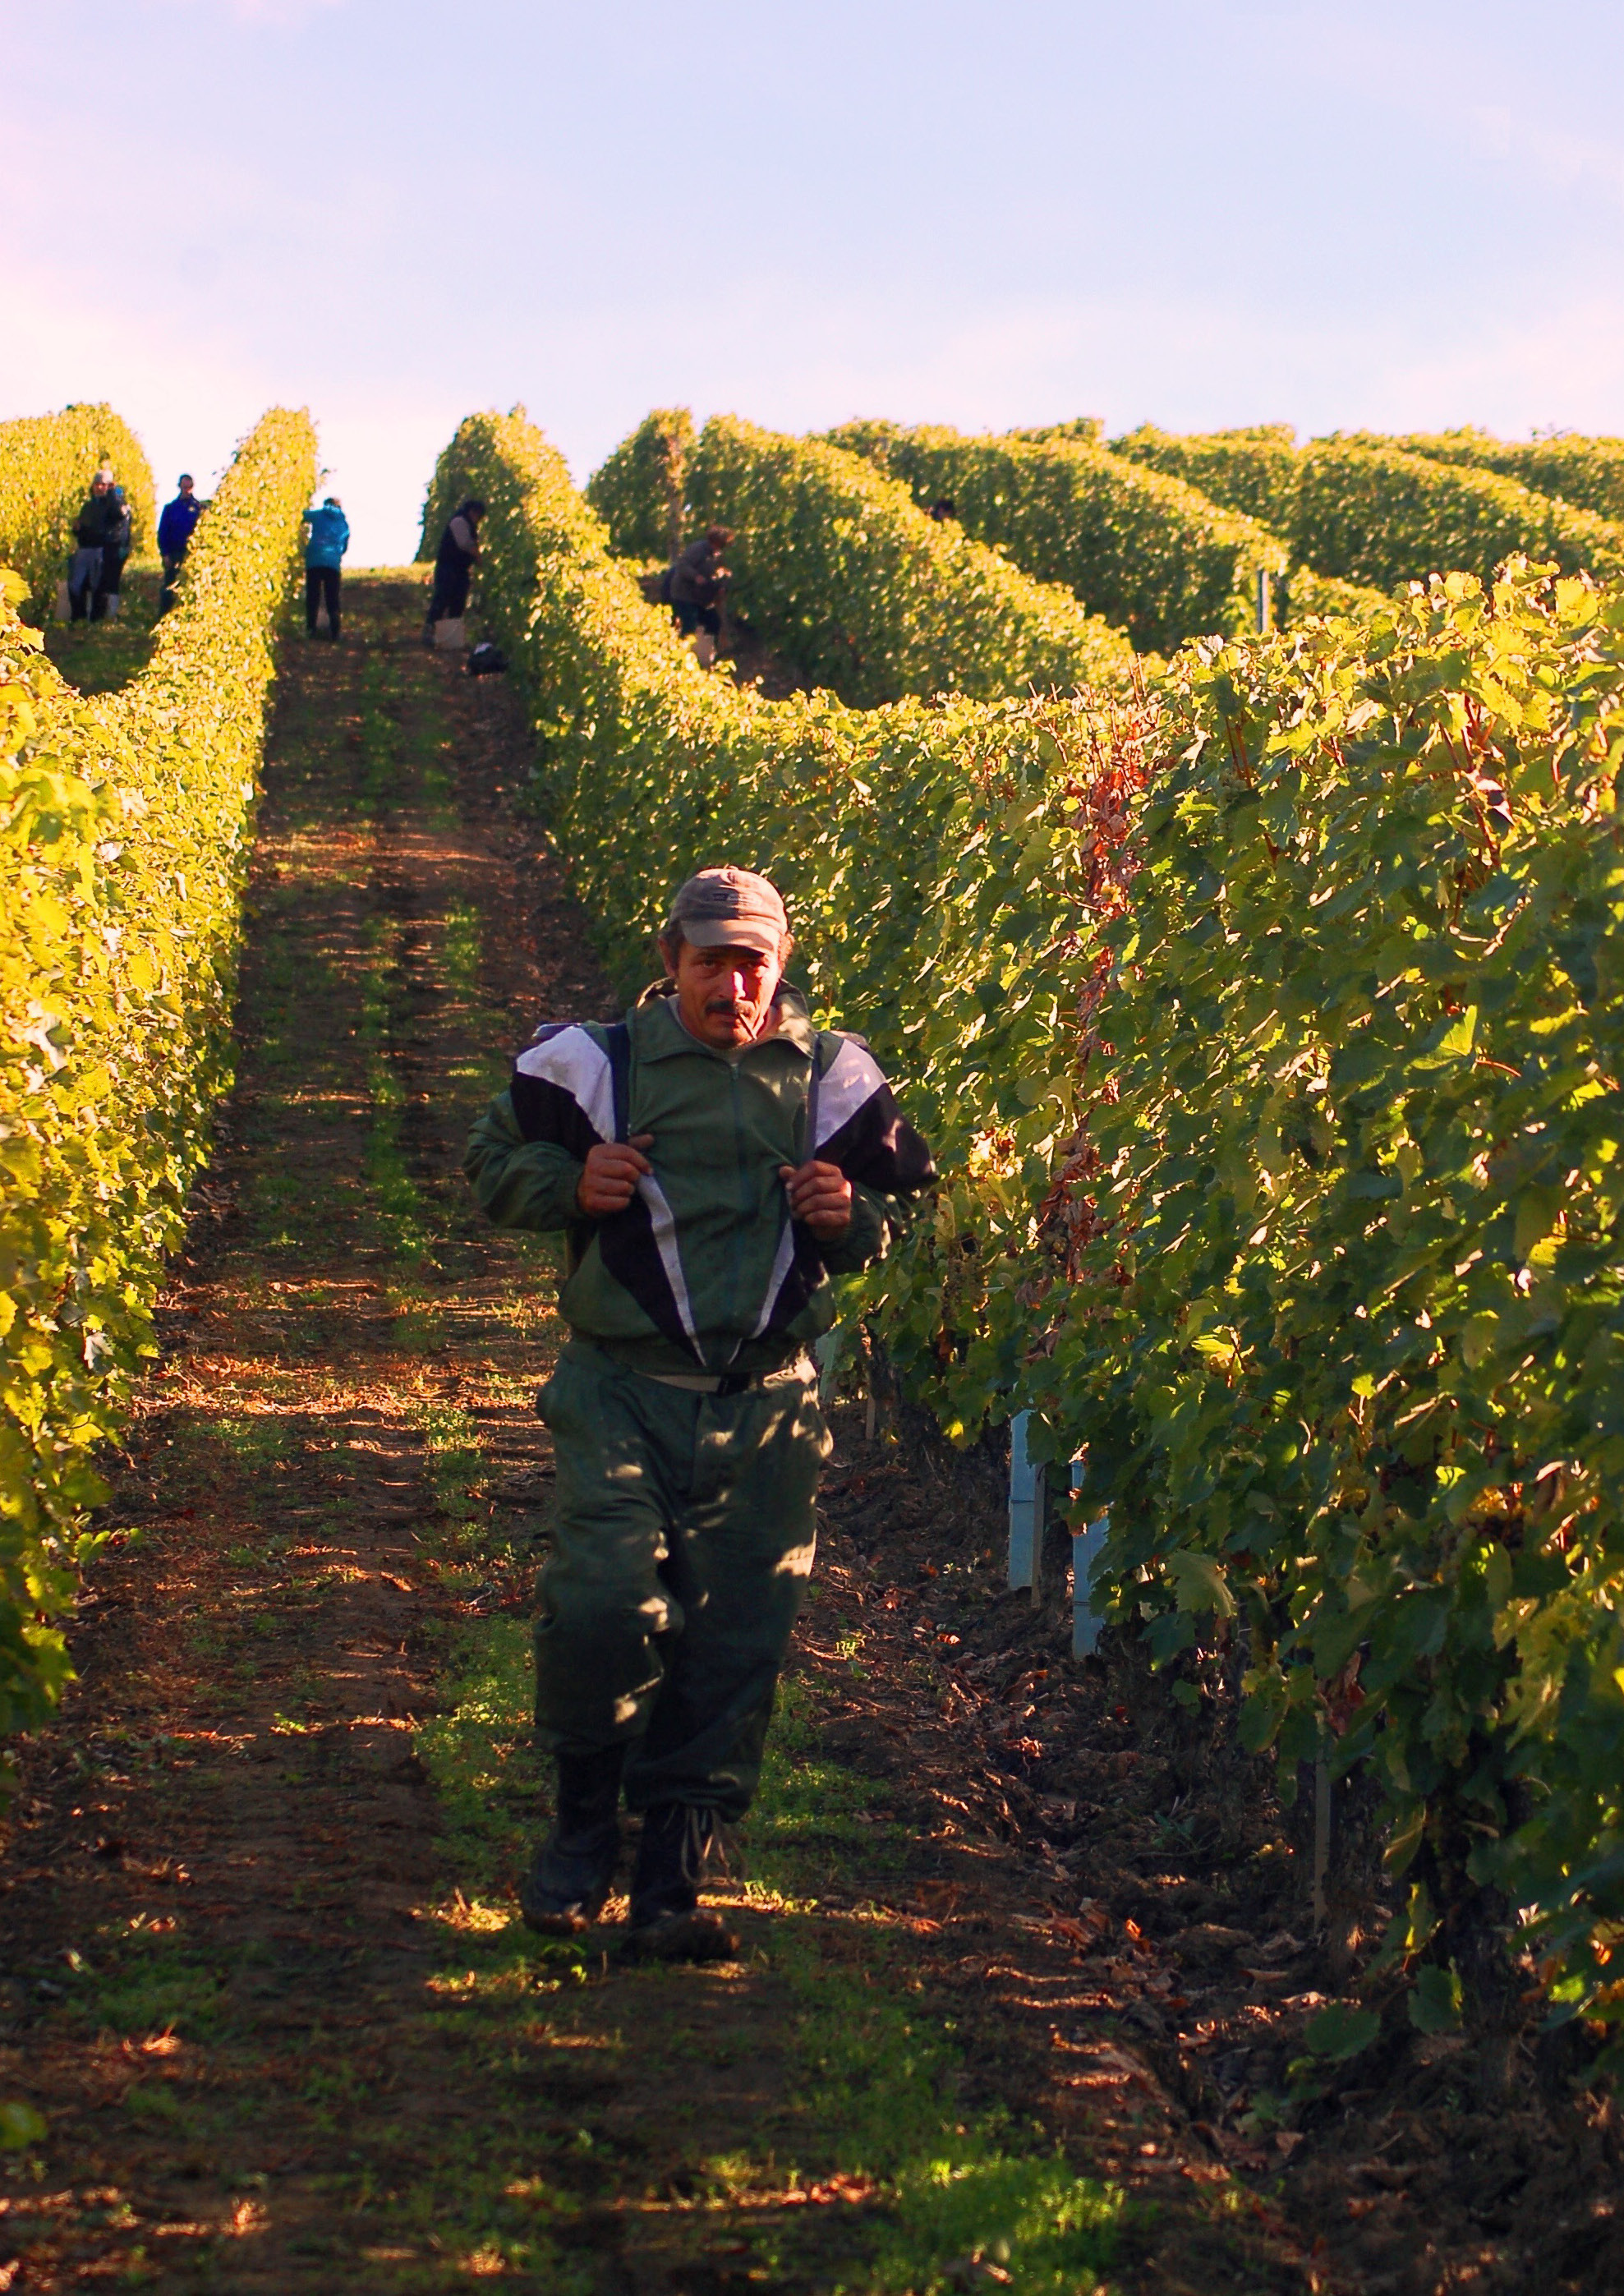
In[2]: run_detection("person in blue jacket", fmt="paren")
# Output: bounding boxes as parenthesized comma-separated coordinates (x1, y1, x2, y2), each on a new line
(302, 496, 350, 641)
(156, 475, 202, 617)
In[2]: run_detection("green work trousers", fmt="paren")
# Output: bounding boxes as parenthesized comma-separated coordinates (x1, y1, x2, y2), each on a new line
(534, 1341, 830, 1820)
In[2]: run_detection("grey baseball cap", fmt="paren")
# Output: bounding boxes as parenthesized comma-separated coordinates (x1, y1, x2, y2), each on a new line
(665, 866, 789, 955)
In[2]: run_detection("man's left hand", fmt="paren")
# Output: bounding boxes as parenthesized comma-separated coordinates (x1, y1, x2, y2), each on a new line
(780, 1159, 853, 1240)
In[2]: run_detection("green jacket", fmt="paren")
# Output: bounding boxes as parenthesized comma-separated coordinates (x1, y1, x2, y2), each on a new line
(464, 983, 934, 1378)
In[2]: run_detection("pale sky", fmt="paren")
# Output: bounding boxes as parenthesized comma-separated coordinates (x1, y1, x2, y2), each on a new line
(5, 0, 1623, 563)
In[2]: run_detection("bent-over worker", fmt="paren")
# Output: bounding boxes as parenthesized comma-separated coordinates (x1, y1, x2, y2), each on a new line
(425, 497, 485, 643)
(464, 867, 933, 1959)
(666, 523, 732, 669)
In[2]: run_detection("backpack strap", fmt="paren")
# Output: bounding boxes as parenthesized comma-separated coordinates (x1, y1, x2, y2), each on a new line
(805, 1032, 825, 1162)
(604, 1020, 633, 1145)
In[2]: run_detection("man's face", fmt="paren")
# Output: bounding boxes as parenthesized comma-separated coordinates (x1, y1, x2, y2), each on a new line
(92, 478, 108, 495)
(666, 937, 783, 1048)
(179, 478, 194, 495)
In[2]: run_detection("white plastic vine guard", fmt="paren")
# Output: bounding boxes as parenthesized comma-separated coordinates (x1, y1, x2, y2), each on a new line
(1008, 1410, 1043, 1592)
(1070, 1449, 1109, 1660)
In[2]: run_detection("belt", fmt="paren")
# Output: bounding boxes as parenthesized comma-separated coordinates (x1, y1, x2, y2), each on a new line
(646, 1372, 753, 1394)
(633, 1355, 813, 1396)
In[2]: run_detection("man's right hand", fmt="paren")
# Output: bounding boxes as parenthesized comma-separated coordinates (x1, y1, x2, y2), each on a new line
(576, 1134, 654, 1217)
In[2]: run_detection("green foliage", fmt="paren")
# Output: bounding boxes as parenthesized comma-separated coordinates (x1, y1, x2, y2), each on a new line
(427, 403, 1624, 2042)
(1302, 2002, 1380, 2063)
(1011, 417, 1105, 448)
(688, 413, 1139, 703)
(419, 409, 1140, 1447)
(0, 407, 315, 1762)
(1295, 437, 1624, 595)
(1023, 562, 1624, 2050)
(1112, 424, 1624, 621)
(1384, 429, 1624, 530)
(1278, 565, 1392, 627)
(583, 406, 694, 564)
(1409, 1963, 1464, 2035)
(586, 409, 1137, 704)
(420, 410, 1126, 1054)
(1110, 422, 1301, 533)
(0, 2099, 47, 2149)
(0, 403, 155, 619)
(823, 417, 1286, 655)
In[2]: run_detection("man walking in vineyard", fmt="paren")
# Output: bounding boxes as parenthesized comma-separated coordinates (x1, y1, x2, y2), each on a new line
(465, 867, 932, 1959)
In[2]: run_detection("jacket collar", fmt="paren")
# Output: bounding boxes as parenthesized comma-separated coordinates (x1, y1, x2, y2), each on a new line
(632, 979, 815, 1063)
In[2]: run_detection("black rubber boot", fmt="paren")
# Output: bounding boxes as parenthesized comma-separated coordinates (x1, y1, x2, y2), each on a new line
(622, 1803, 738, 1962)
(519, 1746, 625, 1935)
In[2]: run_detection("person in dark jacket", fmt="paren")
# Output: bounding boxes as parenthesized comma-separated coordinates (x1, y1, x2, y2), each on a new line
(67, 473, 121, 624)
(301, 497, 350, 641)
(424, 498, 485, 644)
(90, 466, 133, 623)
(157, 475, 201, 616)
(665, 525, 733, 668)
(465, 866, 934, 1960)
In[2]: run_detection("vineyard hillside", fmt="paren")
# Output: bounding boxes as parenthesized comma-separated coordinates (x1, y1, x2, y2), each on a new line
(0, 407, 315, 1749)
(1110, 421, 1624, 605)
(824, 416, 1286, 651)
(587, 408, 1139, 702)
(4, 396, 1624, 2295)
(1373, 427, 1624, 529)
(439, 403, 1624, 2093)
(1109, 421, 1300, 531)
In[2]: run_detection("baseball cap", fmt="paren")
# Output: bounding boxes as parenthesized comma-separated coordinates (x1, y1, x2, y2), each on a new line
(665, 866, 788, 955)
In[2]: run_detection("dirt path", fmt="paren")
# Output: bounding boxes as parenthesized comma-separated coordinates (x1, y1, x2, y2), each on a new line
(2, 577, 1347, 2294)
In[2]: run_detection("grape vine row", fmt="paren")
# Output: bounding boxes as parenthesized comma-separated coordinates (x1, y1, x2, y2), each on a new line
(0, 407, 316, 1755)
(0, 404, 155, 621)
(430, 403, 1624, 2054)
(590, 409, 1139, 702)
(823, 417, 1286, 654)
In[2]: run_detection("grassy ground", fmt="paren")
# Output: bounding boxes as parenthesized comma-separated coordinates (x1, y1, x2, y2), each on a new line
(40, 559, 163, 693)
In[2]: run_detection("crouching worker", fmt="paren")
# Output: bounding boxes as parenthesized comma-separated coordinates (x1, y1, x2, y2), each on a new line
(665, 523, 732, 669)
(464, 867, 933, 1960)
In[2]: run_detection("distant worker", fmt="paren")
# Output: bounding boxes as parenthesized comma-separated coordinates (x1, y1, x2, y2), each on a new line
(156, 474, 202, 616)
(927, 498, 957, 522)
(67, 472, 121, 626)
(424, 497, 485, 645)
(91, 464, 133, 622)
(666, 524, 733, 669)
(302, 495, 350, 642)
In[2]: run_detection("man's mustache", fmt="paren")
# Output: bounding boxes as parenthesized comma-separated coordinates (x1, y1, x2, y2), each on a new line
(706, 996, 748, 1015)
